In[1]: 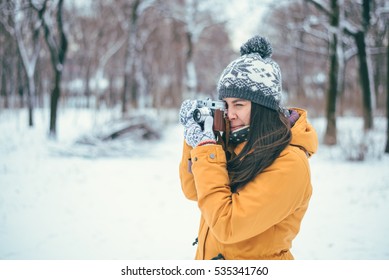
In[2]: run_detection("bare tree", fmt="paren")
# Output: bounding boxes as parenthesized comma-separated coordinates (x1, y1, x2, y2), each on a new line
(87, 1, 127, 109)
(386, 27, 389, 153)
(159, 0, 227, 100)
(113, 0, 143, 114)
(383, 6, 389, 153)
(73, 11, 99, 108)
(371, 1, 389, 153)
(103, 0, 156, 115)
(305, 0, 344, 145)
(0, 0, 43, 126)
(0, 15, 17, 109)
(342, 0, 374, 130)
(32, 0, 68, 138)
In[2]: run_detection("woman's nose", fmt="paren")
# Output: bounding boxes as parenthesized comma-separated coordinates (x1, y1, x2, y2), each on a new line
(227, 109, 237, 120)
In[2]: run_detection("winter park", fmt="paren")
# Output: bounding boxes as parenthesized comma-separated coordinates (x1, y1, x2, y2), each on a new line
(1, 0, 389, 262)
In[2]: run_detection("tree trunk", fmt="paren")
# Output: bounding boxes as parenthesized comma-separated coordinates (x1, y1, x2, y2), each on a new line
(13, 0, 42, 127)
(1, 60, 8, 109)
(355, 31, 373, 130)
(295, 41, 306, 100)
(324, 33, 339, 145)
(296, 3, 307, 100)
(84, 59, 91, 109)
(35, 0, 68, 138)
(385, 25, 389, 154)
(184, 31, 197, 99)
(17, 60, 25, 108)
(130, 64, 138, 108)
(122, 71, 129, 114)
(27, 76, 35, 127)
(49, 70, 62, 136)
(122, 0, 140, 116)
(324, 0, 340, 145)
(109, 74, 114, 108)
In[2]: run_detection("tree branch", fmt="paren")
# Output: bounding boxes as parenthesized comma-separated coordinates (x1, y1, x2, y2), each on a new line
(305, 0, 331, 17)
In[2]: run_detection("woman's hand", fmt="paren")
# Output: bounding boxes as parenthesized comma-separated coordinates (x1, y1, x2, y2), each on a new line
(179, 99, 197, 126)
(184, 116, 216, 148)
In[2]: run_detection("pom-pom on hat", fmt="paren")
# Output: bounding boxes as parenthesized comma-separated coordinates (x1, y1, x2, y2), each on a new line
(217, 35, 283, 111)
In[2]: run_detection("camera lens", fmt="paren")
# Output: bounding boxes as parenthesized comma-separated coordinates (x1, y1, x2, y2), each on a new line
(193, 109, 202, 123)
(193, 107, 212, 123)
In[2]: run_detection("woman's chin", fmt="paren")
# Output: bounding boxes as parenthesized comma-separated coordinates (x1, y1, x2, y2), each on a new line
(231, 125, 250, 133)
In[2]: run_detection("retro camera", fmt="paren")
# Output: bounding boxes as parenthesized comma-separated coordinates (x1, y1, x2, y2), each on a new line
(192, 98, 227, 132)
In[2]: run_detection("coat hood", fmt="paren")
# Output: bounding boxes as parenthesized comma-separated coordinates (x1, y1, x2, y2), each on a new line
(290, 108, 318, 157)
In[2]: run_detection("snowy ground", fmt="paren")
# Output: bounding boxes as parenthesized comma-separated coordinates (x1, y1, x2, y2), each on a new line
(0, 107, 388, 260)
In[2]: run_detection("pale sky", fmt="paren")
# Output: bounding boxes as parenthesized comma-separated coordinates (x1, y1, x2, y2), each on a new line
(224, 0, 273, 51)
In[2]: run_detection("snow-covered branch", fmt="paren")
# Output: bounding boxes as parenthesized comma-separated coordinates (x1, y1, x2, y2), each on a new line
(137, 0, 156, 16)
(286, 15, 330, 42)
(0, 1, 16, 35)
(293, 42, 328, 56)
(305, 0, 331, 17)
(341, 19, 360, 36)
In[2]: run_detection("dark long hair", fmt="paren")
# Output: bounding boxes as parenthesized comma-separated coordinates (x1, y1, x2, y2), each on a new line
(227, 103, 292, 192)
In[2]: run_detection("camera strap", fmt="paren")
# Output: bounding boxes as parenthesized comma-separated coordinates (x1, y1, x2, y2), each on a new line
(215, 131, 224, 148)
(215, 119, 236, 160)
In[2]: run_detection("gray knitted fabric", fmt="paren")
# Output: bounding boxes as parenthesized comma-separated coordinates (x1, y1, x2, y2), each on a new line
(217, 36, 283, 111)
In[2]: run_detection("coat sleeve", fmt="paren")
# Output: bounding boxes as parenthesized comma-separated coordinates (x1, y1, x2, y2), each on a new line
(179, 140, 198, 201)
(190, 144, 312, 244)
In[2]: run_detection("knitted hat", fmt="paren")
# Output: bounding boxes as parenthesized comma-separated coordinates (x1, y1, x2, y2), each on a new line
(217, 36, 283, 111)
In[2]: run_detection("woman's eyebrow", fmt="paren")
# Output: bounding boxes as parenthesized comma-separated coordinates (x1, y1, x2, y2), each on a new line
(231, 99, 247, 103)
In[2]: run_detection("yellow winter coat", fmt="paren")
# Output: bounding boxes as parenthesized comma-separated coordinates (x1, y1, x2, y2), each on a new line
(179, 108, 318, 260)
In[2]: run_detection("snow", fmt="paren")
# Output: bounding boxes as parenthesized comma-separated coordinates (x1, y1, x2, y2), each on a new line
(0, 108, 388, 260)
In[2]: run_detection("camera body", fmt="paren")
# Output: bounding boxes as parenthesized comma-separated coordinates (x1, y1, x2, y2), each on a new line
(193, 98, 227, 132)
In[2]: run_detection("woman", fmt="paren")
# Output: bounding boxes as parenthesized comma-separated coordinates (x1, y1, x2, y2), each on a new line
(179, 36, 318, 260)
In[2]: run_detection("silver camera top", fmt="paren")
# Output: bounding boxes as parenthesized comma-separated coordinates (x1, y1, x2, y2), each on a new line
(196, 98, 226, 111)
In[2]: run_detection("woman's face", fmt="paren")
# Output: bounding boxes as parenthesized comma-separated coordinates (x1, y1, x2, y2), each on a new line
(223, 98, 252, 132)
